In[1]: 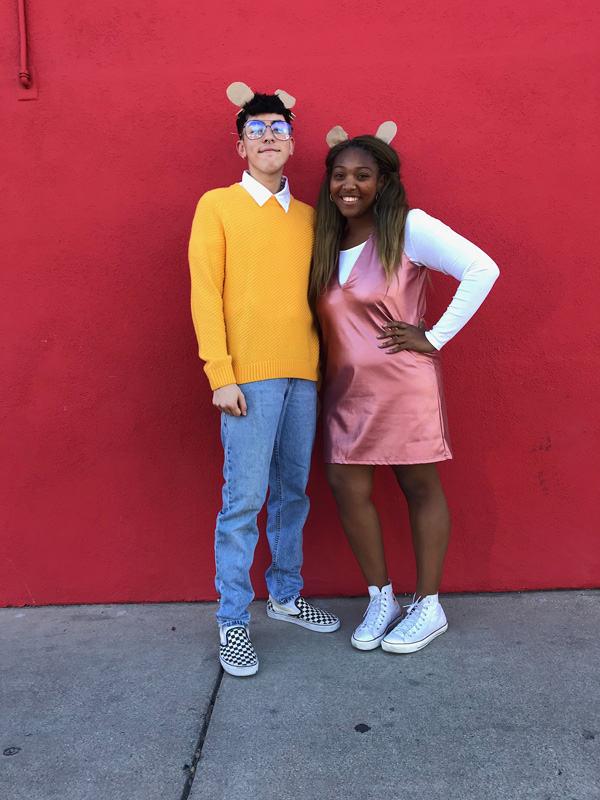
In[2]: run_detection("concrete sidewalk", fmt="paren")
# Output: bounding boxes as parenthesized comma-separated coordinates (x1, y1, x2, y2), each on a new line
(1, 592, 599, 800)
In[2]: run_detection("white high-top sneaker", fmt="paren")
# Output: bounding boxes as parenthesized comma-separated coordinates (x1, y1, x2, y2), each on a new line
(381, 594, 448, 654)
(351, 583, 403, 651)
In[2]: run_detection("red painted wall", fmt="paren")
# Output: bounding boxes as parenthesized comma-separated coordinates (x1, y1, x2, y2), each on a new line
(2, 1, 599, 606)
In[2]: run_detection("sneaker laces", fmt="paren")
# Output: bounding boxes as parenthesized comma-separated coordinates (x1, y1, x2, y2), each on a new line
(359, 592, 387, 631)
(397, 595, 429, 634)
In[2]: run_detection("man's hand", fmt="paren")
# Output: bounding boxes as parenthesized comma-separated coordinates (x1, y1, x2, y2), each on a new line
(213, 384, 247, 416)
(376, 319, 437, 354)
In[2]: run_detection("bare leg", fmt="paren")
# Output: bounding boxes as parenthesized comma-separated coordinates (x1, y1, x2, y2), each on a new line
(391, 463, 451, 597)
(326, 464, 388, 589)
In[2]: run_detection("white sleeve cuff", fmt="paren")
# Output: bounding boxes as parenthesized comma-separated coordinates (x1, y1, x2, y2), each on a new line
(424, 330, 442, 350)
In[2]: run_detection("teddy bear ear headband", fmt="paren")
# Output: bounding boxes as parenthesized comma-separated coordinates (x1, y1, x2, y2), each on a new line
(326, 121, 397, 148)
(226, 81, 296, 119)
(226, 83, 396, 146)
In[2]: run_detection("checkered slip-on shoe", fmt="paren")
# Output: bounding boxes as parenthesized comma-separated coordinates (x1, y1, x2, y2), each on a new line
(219, 625, 259, 677)
(267, 595, 340, 633)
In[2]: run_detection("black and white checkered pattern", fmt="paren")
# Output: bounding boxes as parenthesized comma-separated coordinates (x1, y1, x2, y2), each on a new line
(267, 596, 340, 632)
(219, 626, 259, 676)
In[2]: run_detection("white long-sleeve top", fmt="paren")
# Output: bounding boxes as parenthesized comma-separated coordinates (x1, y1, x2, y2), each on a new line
(338, 208, 500, 350)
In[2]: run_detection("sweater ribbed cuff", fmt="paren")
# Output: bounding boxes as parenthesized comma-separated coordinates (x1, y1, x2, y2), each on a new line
(205, 364, 237, 391)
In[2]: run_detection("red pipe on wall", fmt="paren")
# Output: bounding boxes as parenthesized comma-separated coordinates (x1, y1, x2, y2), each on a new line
(18, 0, 32, 88)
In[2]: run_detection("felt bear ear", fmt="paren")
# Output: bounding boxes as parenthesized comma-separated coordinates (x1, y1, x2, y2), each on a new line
(326, 125, 350, 148)
(274, 89, 296, 109)
(375, 121, 397, 144)
(226, 82, 255, 108)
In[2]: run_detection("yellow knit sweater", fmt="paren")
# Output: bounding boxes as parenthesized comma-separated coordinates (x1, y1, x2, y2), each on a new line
(189, 183, 319, 390)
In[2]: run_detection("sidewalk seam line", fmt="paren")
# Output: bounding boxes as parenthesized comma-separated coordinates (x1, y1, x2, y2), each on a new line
(179, 667, 224, 800)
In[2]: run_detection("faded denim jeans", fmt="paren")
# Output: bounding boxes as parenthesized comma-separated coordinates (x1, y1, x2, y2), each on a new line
(214, 378, 317, 627)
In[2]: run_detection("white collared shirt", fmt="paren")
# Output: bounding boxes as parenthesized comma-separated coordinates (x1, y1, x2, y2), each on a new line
(240, 170, 291, 213)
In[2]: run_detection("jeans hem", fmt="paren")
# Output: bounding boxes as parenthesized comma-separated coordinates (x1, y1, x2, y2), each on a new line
(217, 618, 249, 629)
(274, 592, 301, 606)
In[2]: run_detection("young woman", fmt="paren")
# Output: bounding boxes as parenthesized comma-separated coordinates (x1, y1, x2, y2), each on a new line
(310, 133, 499, 653)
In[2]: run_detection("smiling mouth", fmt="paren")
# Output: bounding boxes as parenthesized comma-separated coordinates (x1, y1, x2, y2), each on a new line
(340, 196, 359, 203)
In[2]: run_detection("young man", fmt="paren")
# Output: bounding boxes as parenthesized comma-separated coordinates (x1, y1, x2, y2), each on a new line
(188, 86, 339, 677)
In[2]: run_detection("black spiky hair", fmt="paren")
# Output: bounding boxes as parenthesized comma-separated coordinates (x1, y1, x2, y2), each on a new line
(236, 93, 294, 137)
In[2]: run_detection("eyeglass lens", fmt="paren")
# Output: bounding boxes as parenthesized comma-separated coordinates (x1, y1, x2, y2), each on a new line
(245, 121, 292, 140)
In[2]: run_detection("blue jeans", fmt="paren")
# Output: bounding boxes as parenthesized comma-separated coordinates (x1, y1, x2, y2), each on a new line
(215, 378, 317, 627)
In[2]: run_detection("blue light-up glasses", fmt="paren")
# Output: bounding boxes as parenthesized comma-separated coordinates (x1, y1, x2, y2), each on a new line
(243, 120, 293, 140)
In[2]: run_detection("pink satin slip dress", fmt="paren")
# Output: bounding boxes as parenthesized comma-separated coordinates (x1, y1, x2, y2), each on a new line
(316, 234, 452, 465)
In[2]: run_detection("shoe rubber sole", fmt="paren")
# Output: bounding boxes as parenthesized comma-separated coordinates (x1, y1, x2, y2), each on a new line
(219, 656, 259, 677)
(381, 622, 448, 654)
(351, 614, 403, 651)
(266, 607, 340, 633)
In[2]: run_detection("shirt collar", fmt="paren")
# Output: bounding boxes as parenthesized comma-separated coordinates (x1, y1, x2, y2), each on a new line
(240, 170, 291, 213)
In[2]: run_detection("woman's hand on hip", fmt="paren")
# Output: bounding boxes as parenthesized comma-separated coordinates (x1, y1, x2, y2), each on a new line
(213, 384, 247, 416)
(377, 319, 437, 354)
